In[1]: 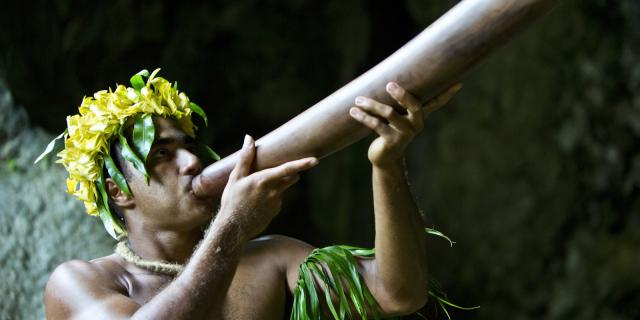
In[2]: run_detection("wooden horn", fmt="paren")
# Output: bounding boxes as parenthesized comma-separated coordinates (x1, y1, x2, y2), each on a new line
(192, 0, 559, 198)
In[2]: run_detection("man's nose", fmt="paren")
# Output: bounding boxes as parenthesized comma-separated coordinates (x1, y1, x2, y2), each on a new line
(177, 148, 202, 176)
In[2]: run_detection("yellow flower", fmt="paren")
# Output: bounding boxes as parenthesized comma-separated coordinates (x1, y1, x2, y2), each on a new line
(57, 68, 200, 220)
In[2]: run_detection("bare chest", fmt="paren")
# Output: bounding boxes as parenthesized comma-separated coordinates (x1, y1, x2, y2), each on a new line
(125, 257, 287, 320)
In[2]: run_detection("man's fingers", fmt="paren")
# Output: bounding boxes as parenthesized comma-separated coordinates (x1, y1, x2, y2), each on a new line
(230, 135, 256, 181)
(386, 82, 422, 114)
(354, 97, 414, 133)
(422, 83, 462, 116)
(349, 107, 395, 137)
(260, 157, 319, 182)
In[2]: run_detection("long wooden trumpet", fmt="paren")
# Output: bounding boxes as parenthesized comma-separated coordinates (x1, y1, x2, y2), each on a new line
(192, 0, 558, 198)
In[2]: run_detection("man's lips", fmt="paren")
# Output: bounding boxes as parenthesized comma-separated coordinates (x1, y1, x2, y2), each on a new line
(184, 177, 194, 193)
(185, 177, 210, 201)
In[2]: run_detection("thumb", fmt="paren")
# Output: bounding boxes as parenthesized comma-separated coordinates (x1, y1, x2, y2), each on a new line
(230, 134, 255, 181)
(423, 82, 462, 116)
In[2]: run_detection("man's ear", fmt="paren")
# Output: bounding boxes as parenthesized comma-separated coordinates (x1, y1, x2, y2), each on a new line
(105, 178, 134, 207)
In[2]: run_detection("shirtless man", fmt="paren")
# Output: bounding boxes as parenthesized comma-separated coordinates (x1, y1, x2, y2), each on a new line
(44, 80, 459, 319)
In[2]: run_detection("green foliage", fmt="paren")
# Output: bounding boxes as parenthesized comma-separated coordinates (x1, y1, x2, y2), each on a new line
(425, 228, 455, 247)
(293, 229, 476, 320)
(103, 152, 131, 196)
(118, 126, 148, 184)
(131, 114, 155, 163)
(130, 75, 145, 91)
(189, 102, 208, 127)
(95, 171, 126, 239)
(130, 69, 150, 92)
(33, 130, 66, 164)
(200, 143, 221, 162)
(292, 245, 381, 320)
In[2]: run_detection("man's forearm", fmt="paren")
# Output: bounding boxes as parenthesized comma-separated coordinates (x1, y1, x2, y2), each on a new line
(132, 216, 245, 319)
(371, 160, 428, 305)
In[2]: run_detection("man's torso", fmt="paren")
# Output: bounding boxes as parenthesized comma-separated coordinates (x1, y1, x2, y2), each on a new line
(93, 236, 300, 320)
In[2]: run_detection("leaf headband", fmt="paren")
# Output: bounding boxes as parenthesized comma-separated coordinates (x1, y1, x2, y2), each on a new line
(35, 69, 220, 239)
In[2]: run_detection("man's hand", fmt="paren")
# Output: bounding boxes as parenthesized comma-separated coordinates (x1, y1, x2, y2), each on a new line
(349, 82, 462, 167)
(218, 135, 318, 241)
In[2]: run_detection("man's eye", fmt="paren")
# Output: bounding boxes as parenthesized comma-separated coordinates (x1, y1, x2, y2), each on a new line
(156, 148, 170, 157)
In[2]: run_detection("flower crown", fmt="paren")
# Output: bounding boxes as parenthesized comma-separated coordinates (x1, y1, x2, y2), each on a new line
(35, 69, 219, 239)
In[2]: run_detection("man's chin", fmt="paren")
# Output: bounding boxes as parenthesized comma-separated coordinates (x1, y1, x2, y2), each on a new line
(186, 189, 213, 205)
(193, 201, 216, 219)
(191, 203, 214, 217)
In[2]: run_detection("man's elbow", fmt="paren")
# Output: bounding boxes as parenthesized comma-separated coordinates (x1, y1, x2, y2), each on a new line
(378, 285, 429, 315)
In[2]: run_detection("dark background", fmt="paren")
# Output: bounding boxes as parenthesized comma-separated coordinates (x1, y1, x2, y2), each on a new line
(1, 0, 639, 319)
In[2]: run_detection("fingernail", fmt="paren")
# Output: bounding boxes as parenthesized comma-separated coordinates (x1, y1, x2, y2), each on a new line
(308, 158, 319, 166)
(243, 134, 251, 147)
(355, 97, 365, 105)
(349, 107, 360, 116)
(387, 82, 399, 92)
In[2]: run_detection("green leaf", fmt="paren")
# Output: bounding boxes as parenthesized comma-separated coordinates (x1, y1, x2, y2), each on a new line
(307, 263, 340, 319)
(340, 253, 375, 318)
(34, 130, 67, 164)
(308, 254, 351, 319)
(96, 171, 126, 239)
(300, 264, 320, 318)
(319, 250, 362, 318)
(438, 299, 452, 320)
(430, 291, 480, 310)
(201, 143, 221, 161)
(321, 261, 351, 319)
(189, 102, 208, 126)
(130, 76, 145, 91)
(292, 243, 478, 320)
(132, 114, 155, 163)
(96, 190, 117, 239)
(292, 246, 380, 320)
(104, 153, 132, 196)
(130, 69, 150, 91)
(137, 69, 150, 78)
(425, 227, 456, 247)
(299, 284, 307, 319)
(118, 126, 149, 184)
(96, 172, 110, 215)
(339, 245, 375, 257)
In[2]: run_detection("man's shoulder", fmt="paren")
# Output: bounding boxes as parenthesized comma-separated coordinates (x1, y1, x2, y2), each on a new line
(44, 255, 131, 318)
(46, 255, 128, 296)
(243, 235, 318, 291)
(244, 235, 315, 273)
(248, 234, 314, 256)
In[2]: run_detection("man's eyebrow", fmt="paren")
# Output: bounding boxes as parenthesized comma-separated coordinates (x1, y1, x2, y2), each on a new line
(153, 135, 197, 147)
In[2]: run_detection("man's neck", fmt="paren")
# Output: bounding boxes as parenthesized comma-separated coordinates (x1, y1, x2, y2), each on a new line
(126, 225, 205, 265)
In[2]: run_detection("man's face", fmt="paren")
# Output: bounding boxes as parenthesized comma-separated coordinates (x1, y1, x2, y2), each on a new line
(122, 117, 215, 231)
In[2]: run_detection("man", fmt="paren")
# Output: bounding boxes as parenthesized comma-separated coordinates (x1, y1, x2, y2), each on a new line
(43, 70, 460, 319)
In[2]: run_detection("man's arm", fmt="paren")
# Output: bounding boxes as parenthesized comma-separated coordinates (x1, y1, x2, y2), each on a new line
(45, 135, 318, 319)
(352, 82, 461, 315)
(282, 82, 461, 317)
(45, 218, 246, 319)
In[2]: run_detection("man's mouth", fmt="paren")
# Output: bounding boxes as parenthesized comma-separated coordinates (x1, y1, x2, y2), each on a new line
(184, 178, 194, 194)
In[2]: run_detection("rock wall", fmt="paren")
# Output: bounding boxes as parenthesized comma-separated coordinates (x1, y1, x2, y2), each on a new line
(0, 80, 113, 319)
